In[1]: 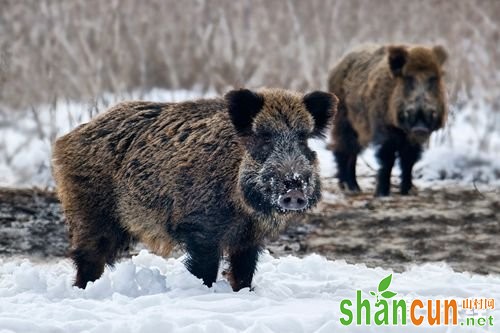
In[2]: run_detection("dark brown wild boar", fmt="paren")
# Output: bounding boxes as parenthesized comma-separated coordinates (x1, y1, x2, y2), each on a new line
(328, 44, 448, 196)
(53, 88, 337, 290)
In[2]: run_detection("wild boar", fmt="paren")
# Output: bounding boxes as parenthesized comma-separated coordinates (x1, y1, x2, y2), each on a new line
(328, 44, 448, 196)
(53, 88, 337, 290)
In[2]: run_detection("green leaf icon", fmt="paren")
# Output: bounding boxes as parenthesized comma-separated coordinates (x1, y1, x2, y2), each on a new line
(378, 274, 393, 292)
(381, 290, 397, 298)
(369, 291, 376, 296)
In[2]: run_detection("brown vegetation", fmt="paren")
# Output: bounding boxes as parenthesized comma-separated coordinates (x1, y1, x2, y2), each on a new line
(0, 0, 499, 110)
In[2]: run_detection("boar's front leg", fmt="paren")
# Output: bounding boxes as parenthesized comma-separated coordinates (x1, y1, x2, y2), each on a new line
(399, 143, 422, 195)
(375, 141, 396, 197)
(227, 245, 263, 291)
(177, 220, 222, 287)
(184, 241, 221, 287)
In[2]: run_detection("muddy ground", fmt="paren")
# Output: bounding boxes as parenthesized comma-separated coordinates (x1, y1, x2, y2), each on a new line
(274, 178, 500, 275)
(0, 181, 498, 275)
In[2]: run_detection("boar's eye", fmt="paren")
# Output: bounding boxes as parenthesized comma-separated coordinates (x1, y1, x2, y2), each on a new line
(258, 132, 273, 143)
(403, 76, 415, 91)
(428, 76, 438, 90)
(260, 140, 273, 152)
(254, 132, 274, 156)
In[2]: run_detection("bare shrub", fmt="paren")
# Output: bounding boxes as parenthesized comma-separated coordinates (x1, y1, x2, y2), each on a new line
(0, 0, 498, 110)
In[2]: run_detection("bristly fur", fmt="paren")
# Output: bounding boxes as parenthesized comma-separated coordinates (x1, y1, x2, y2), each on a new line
(328, 44, 448, 196)
(53, 88, 337, 291)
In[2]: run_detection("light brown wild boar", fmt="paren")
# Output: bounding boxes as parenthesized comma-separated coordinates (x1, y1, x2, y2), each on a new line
(53, 88, 337, 290)
(328, 44, 448, 196)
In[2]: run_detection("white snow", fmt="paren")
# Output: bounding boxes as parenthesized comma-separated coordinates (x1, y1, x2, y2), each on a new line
(0, 250, 498, 332)
(415, 147, 500, 184)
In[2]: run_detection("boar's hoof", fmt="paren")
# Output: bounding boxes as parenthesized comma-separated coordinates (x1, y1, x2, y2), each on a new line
(339, 181, 362, 195)
(401, 184, 418, 196)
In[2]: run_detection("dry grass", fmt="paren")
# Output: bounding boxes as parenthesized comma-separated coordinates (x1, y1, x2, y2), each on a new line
(0, 0, 499, 110)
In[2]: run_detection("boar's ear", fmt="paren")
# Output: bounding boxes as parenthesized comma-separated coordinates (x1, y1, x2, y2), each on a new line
(388, 46, 409, 77)
(432, 45, 448, 65)
(303, 91, 338, 138)
(225, 89, 264, 136)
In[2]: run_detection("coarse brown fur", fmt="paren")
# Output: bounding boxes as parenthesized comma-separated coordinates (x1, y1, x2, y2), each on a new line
(53, 88, 337, 290)
(328, 44, 448, 196)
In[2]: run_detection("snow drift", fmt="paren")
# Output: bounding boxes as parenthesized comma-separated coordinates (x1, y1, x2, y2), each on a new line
(0, 251, 498, 332)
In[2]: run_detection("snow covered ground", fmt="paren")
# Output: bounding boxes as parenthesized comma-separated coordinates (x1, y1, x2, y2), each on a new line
(0, 89, 499, 187)
(0, 251, 498, 332)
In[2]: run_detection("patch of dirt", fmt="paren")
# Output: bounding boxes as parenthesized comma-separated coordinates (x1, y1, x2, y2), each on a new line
(0, 188, 67, 257)
(270, 179, 500, 275)
(0, 183, 498, 275)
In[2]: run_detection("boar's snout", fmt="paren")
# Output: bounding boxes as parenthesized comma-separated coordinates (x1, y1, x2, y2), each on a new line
(411, 124, 430, 137)
(278, 189, 307, 211)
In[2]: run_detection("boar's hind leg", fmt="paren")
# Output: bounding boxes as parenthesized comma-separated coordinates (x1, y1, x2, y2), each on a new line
(227, 245, 263, 291)
(64, 182, 131, 288)
(333, 119, 361, 193)
(70, 218, 131, 289)
(72, 246, 106, 289)
(375, 141, 397, 197)
(399, 144, 422, 195)
(335, 151, 361, 193)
